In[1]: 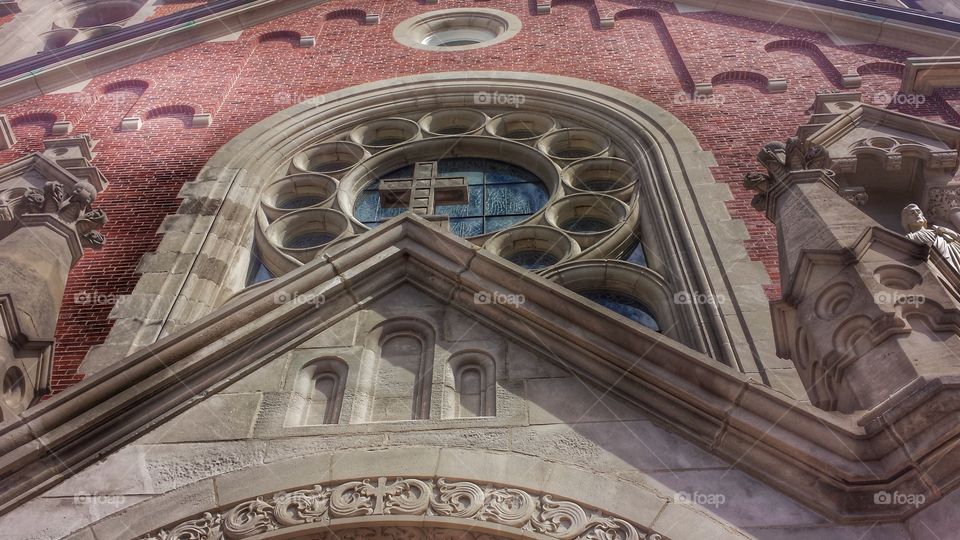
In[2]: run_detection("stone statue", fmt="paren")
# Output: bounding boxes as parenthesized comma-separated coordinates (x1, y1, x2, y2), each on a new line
(901, 204, 960, 274)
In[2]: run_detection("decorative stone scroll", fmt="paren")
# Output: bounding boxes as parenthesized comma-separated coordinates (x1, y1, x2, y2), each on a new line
(140, 477, 665, 540)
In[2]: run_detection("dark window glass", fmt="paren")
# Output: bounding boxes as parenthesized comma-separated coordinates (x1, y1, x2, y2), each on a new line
(286, 232, 337, 249)
(560, 217, 612, 233)
(581, 290, 660, 331)
(506, 250, 559, 269)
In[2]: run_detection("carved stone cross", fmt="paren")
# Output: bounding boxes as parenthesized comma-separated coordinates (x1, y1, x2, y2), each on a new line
(379, 161, 468, 215)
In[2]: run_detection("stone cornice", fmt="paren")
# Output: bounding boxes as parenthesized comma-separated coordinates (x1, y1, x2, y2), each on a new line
(0, 0, 957, 106)
(0, 214, 959, 523)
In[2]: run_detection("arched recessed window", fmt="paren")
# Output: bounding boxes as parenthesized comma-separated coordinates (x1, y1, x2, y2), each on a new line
(285, 358, 347, 427)
(355, 319, 435, 423)
(444, 353, 496, 418)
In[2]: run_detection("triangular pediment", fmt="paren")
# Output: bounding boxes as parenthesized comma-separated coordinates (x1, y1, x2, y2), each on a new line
(1, 213, 958, 525)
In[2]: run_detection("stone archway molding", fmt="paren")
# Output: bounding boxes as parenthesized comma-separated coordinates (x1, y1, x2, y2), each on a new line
(65, 448, 722, 540)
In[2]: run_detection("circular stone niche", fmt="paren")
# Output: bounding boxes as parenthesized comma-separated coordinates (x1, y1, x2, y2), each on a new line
(261, 173, 339, 221)
(546, 193, 629, 242)
(393, 8, 523, 51)
(485, 226, 579, 270)
(561, 157, 638, 201)
(419, 109, 487, 136)
(54, 1, 142, 29)
(537, 129, 610, 162)
(350, 118, 421, 150)
(291, 142, 368, 176)
(486, 112, 557, 142)
(265, 208, 350, 263)
(341, 136, 560, 238)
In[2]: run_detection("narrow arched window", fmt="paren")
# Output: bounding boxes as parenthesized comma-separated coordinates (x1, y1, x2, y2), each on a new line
(445, 353, 496, 418)
(285, 358, 347, 426)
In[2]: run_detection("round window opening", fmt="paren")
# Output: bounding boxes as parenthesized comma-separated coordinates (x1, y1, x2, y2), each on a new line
(394, 9, 522, 51)
(354, 158, 549, 238)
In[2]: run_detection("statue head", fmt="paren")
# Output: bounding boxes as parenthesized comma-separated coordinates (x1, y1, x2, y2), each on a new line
(68, 182, 97, 207)
(901, 204, 927, 233)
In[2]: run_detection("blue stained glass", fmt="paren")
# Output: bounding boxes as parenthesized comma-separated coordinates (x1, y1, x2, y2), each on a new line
(354, 190, 407, 222)
(486, 184, 549, 215)
(248, 261, 275, 285)
(286, 231, 336, 249)
(484, 215, 527, 231)
(507, 250, 559, 269)
(450, 217, 484, 237)
(561, 217, 613, 233)
(354, 158, 548, 237)
(581, 290, 660, 332)
(621, 240, 648, 267)
(436, 185, 484, 218)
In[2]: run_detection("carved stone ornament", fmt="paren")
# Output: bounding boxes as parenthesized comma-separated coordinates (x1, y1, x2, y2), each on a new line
(743, 137, 831, 210)
(139, 477, 665, 540)
(0, 179, 107, 249)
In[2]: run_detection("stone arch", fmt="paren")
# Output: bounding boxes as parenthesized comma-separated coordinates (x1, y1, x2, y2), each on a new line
(764, 39, 843, 87)
(257, 30, 302, 46)
(86, 71, 769, 385)
(324, 8, 368, 23)
(70, 448, 703, 540)
(353, 317, 436, 422)
(711, 70, 773, 91)
(10, 111, 59, 136)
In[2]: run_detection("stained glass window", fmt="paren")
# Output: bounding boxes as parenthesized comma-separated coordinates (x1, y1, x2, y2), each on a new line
(620, 239, 648, 267)
(354, 158, 549, 237)
(581, 290, 660, 331)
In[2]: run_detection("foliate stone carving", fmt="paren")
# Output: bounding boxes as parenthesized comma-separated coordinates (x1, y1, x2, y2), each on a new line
(151, 512, 223, 540)
(0, 179, 108, 249)
(744, 137, 831, 210)
(140, 478, 665, 540)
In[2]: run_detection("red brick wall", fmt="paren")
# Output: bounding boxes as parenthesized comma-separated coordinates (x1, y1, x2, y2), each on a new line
(0, 0, 956, 393)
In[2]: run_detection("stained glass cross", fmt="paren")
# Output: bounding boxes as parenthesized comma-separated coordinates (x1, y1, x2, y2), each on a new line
(378, 161, 469, 215)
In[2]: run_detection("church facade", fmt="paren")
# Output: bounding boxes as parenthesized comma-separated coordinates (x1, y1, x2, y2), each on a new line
(0, 0, 959, 538)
